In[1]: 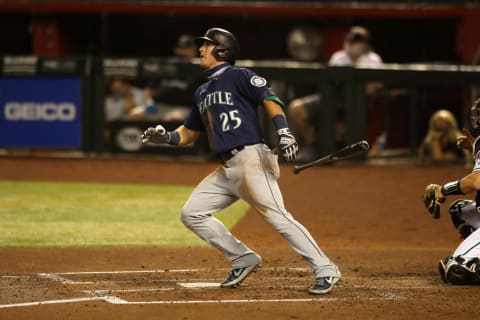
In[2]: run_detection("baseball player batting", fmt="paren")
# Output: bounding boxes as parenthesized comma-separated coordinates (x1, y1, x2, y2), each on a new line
(423, 98, 480, 285)
(142, 27, 341, 294)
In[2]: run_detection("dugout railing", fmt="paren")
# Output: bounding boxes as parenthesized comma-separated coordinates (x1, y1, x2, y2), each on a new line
(242, 61, 480, 156)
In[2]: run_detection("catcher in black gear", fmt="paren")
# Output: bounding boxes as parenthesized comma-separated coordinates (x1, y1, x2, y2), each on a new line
(423, 99, 480, 285)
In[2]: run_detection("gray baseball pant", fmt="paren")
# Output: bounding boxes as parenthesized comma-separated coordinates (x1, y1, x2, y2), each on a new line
(181, 143, 340, 278)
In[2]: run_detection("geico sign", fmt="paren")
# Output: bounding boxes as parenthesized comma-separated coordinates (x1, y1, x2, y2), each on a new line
(4, 102, 76, 121)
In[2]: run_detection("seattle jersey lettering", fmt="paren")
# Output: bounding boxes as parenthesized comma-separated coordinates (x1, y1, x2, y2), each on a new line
(198, 90, 233, 113)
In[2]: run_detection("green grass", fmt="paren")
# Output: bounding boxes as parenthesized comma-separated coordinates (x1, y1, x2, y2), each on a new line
(0, 181, 249, 247)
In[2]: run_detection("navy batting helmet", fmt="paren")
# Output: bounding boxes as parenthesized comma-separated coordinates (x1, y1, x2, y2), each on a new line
(196, 28, 239, 64)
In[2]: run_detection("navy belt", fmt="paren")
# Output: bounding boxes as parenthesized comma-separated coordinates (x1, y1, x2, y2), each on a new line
(219, 145, 245, 163)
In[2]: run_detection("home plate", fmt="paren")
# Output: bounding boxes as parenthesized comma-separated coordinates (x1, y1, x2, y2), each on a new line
(177, 282, 220, 288)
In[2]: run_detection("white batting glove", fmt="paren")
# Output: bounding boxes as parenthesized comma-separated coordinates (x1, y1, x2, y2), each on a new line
(141, 125, 168, 144)
(278, 128, 299, 162)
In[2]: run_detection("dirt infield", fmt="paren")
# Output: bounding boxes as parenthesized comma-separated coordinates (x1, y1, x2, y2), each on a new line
(0, 157, 477, 319)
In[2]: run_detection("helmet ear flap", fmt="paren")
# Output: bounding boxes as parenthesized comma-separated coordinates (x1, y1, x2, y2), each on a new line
(212, 47, 226, 58)
(212, 47, 235, 65)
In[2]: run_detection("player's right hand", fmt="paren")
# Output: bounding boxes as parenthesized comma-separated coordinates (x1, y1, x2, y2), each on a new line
(457, 128, 475, 150)
(277, 128, 299, 162)
(141, 125, 168, 144)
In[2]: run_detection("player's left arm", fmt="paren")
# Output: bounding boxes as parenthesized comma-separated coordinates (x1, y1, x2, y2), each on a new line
(424, 171, 480, 219)
(263, 99, 299, 162)
(263, 99, 286, 119)
(238, 68, 298, 161)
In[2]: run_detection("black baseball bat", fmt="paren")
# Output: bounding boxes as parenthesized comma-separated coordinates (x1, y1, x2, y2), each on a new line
(292, 140, 370, 174)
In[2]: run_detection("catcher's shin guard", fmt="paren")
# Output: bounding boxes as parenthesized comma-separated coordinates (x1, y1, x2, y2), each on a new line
(449, 200, 476, 239)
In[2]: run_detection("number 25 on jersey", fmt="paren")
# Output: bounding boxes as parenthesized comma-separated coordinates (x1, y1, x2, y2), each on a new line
(220, 110, 242, 132)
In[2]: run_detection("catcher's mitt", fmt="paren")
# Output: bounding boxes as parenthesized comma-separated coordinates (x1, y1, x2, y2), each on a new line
(423, 184, 446, 219)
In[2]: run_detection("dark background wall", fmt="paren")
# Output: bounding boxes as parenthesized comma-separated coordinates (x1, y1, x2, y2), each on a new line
(0, 1, 478, 63)
(0, 12, 462, 63)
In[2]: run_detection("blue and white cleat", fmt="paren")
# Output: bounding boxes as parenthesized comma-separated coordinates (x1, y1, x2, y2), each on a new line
(220, 264, 261, 288)
(308, 276, 340, 294)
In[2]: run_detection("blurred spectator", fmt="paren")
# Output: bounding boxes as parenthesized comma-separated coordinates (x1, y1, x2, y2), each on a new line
(286, 25, 322, 62)
(329, 26, 382, 67)
(419, 109, 467, 165)
(173, 34, 198, 59)
(104, 78, 146, 122)
(288, 26, 383, 161)
(129, 34, 199, 121)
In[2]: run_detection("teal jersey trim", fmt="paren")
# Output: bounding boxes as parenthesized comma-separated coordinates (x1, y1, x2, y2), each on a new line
(265, 95, 285, 109)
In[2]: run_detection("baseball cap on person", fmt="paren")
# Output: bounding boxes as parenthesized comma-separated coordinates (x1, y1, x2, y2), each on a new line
(345, 26, 371, 44)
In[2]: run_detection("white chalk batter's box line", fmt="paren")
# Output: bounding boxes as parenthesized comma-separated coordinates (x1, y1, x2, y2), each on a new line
(0, 294, 403, 309)
(0, 267, 439, 309)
